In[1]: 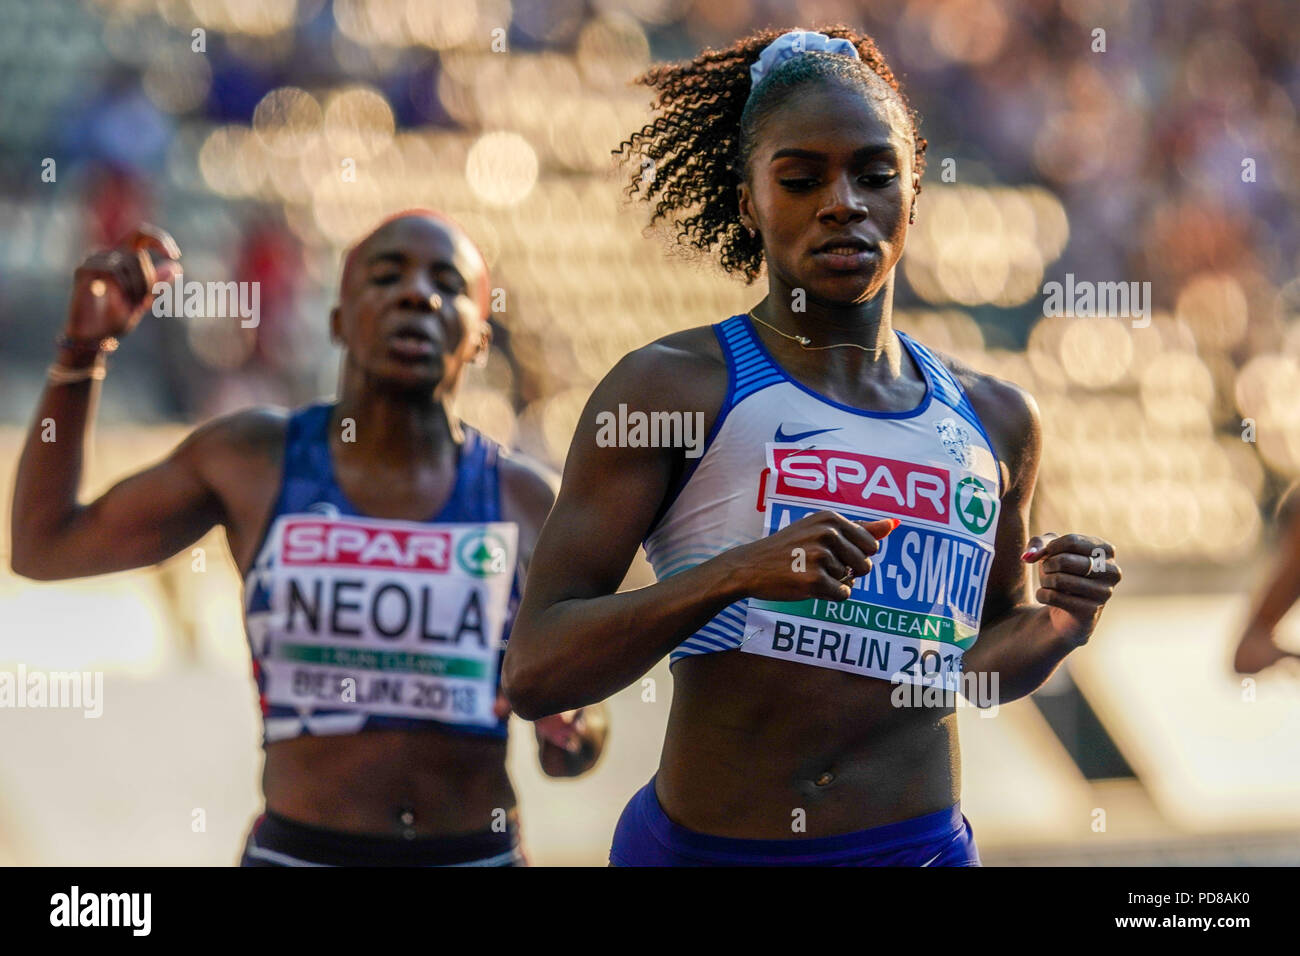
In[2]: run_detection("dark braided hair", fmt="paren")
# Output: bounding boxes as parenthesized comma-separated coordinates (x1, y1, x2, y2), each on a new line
(616, 26, 927, 283)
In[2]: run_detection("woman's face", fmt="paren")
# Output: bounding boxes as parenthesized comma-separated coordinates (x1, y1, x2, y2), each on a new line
(738, 78, 916, 307)
(331, 215, 487, 391)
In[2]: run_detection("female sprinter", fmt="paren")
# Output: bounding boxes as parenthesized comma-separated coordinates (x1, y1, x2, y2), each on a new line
(503, 28, 1120, 866)
(11, 212, 606, 866)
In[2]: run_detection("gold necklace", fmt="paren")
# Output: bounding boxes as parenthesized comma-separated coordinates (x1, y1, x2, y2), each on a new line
(747, 310, 890, 355)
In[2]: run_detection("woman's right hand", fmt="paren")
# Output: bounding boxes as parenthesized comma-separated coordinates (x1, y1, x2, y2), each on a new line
(65, 224, 182, 343)
(723, 510, 900, 603)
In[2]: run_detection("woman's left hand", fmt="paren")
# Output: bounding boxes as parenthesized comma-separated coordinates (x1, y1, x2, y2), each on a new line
(1022, 532, 1122, 646)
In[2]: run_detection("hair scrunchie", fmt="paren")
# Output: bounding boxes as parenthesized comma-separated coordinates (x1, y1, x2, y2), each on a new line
(747, 30, 862, 103)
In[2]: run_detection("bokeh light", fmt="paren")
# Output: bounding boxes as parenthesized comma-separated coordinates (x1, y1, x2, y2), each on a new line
(466, 131, 539, 207)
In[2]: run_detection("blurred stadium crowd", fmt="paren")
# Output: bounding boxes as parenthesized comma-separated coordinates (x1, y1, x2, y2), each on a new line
(0, 0, 1297, 570)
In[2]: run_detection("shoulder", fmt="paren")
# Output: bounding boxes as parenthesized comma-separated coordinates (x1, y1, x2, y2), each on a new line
(498, 448, 558, 521)
(928, 347, 1041, 488)
(940, 351, 1038, 432)
(589, 323, 728, 419)
(166, 407, 292, 554)
(179, 405, 291, 465)
(609, 324, 725, 384)
(548, 320, 735, 492)
(173, 406, 292, 507)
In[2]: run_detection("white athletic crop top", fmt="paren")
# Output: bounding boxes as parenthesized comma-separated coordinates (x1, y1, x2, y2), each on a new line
(643, 314, 1003, 691)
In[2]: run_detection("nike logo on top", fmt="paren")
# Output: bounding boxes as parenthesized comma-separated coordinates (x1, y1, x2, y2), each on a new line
(774, 424, 842, 444)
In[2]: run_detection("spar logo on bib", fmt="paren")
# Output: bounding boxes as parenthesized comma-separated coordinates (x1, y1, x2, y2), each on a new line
(281, 519, 452, 571)
(954, 477, 996, 534)
(771, 448, 949, 523)
(456, 529, 510, 577)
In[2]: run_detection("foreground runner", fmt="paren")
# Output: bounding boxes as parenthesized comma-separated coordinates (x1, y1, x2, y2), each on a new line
(504, 27, 1120, 866)
(11, 212, 606, 866)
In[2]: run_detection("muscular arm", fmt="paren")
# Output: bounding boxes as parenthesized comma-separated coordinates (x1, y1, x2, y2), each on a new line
(10, 369, 228, 580)
(957, 374, 1082, 703)
(10, 223, 254, 582)
(501, 339, 740, 720)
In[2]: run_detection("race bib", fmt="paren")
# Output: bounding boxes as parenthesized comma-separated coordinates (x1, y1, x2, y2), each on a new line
(255, 515, 517, 728)
(739, 445, 998, 690)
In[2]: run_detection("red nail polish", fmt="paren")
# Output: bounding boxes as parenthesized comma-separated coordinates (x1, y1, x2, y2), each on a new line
(890, 518, 901, 530)
(1021, 550, 1035, 561)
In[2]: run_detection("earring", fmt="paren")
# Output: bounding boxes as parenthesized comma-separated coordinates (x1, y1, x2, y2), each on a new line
(908, 203, 916, 225)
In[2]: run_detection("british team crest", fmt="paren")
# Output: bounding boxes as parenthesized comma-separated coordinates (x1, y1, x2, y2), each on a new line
(935, 417, 973, 469)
